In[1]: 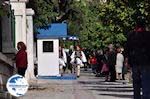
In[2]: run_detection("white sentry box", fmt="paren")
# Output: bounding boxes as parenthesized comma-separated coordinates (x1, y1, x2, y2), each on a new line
(37, 39, 60, 76)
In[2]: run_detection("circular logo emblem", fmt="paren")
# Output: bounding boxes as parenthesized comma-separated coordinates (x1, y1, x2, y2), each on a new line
(6, 74, 29, 97)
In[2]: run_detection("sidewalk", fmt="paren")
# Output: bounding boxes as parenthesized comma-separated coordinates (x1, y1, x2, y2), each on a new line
(20, 69, 133, 99)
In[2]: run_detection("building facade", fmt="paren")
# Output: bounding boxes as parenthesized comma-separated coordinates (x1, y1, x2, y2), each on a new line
(0, 0, 15, 97)
(10, 0, 35, 80)
(0, 0, 35, 96)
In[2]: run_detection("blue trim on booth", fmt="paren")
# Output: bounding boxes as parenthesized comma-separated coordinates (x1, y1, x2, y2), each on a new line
(37, 35, 67, 39)
(36, 23, 79, 40)
(37, 74, 77, 80)
(37, 23, 67, 39)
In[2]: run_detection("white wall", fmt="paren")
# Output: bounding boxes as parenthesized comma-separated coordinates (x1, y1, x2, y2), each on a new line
(37, 39, 59, 76)
(25, 9, 35, 80)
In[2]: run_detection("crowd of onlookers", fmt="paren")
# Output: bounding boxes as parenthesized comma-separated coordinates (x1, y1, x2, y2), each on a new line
(83, 44, 132, 82)
(59, 44, 132, 82)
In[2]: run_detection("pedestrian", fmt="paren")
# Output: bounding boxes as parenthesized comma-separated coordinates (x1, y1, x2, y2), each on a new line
(89, 52, 97, 74)
(125, 19, 150, 99)
(82, 48, 89, 71)
(107, 44, 117, 82)
(101, 47, 109, 81)
(95, 50, 104, 77)
(67, 45, 74, 73)
(122, 57, 132, 83)
(59, 46, 67, 76)
(115, 46, 124, 80)
(70, 45, 87, 77)
(15, 41, 28, 77)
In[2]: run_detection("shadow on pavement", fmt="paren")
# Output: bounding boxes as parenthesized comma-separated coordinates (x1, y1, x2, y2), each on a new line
(100, 93, 133, 99)
(78, 80, 129, 85)
(78, 79, 133, 99)
(89, 88, 133, 92)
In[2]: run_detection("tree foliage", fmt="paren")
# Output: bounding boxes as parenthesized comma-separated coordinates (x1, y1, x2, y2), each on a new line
(28, 0, 150, 49)
(27, 0, 58, 28)
(78, 0, 150, 49)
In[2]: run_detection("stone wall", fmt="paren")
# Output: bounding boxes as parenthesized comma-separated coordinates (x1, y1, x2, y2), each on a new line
(0, 53, 14, 91)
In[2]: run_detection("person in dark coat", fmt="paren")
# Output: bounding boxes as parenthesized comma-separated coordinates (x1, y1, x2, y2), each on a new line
(101, 47, 109, 81)
(125, 20, 150, 99)
(16, 41, 28, 77)
(95, 50, 104, 76)
(107, 44, 117, 82)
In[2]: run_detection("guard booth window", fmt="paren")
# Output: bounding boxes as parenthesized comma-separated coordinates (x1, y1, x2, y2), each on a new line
(43, 41, 53, 52)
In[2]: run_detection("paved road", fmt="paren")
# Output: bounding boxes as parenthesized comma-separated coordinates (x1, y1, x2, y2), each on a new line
(20, 69, 133, 99)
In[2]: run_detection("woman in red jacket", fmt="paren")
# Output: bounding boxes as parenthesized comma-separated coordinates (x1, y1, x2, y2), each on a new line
(16, 41, 28, 77)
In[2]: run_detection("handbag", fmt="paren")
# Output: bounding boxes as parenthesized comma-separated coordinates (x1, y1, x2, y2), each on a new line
(101, 63, 109, 73)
